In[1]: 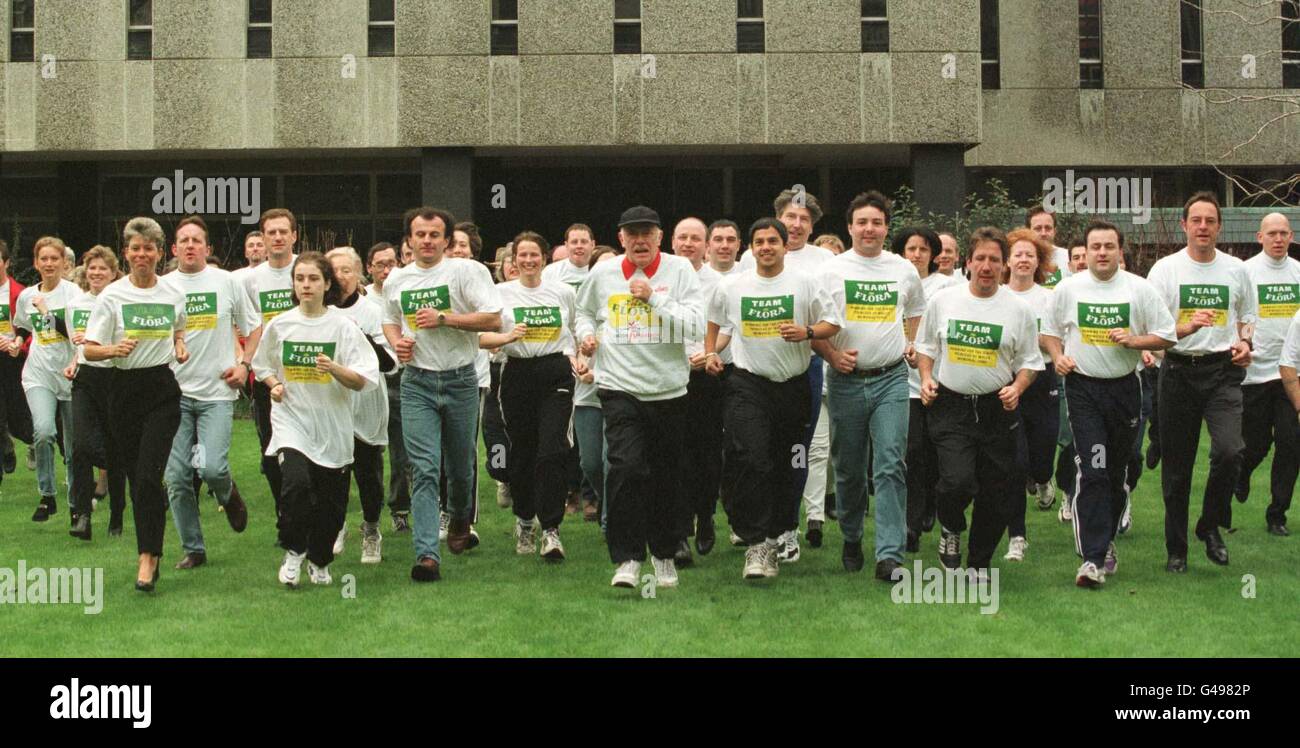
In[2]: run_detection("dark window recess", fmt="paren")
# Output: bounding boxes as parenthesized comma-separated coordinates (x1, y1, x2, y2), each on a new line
(127, 30, 152, 60)
(1283, 0, 1300, 88)
(614, 0, 640, 20)
(1180, 0, 1203, 88)
(368, 26, 394, 57)
(980, 0, 1000, 89)
(249, 0, 272, 23)
(861, 1, 889, 53)
(737, 22, 764, 53)
(10, 0, 34, 62)
(614, 23, 641, 54)
(127, 0, 152, 61)
(368, 0, 394, 23)
(491, 24, 518, 55)
(1078, 0, 1102, 88)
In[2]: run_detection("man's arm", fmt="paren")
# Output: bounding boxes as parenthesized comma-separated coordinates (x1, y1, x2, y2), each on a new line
(1281, 366, 1300, 413)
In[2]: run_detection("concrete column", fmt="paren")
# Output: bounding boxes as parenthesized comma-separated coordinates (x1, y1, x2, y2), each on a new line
(420, 148, 474, 223)
(910, 145, 967, 219)
(56, 162, 100, 257)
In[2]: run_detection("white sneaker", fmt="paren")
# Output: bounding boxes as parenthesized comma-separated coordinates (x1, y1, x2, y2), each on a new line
(360, 523, 382, 564)
(938, 528, 961, 568)
(278, 550, 306, 587)
(439, 512, 449, 542)
(1058, 496, 1074, 523)
(333, 526, 346, 555)
(308, 561, 332, 585)
(611, 560, 640, 588)
(496, 481, 512, 508)
(762, 541, 780, 578)
(1035, 479, 1056, 510)
(1075, 560, 1104, 588)
(729, 529, 744, 547)
(1004, 535, 1028, 562)
(652, 557, 678, 588)
(776, 530, 800, 563)
(1118, 502, 1132, 535)
(742, 544, 767, 579)
(515, 520, 536, 555)
(540, 528, 565, 560)
(1104, 542, 1118, 575)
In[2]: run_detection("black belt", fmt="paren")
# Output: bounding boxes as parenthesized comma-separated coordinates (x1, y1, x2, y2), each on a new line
(844, 359, 906, 378)
(1166, 350, 1231, 367)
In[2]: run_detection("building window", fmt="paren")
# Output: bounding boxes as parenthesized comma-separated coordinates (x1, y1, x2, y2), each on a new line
(368, 0, 394, 57)
(490, 0, 517, 56)
(614, 0, 641, 54)
(861, 0, 888, 53)
(127, 0, 152, 60)
(1078, 0, 1102, 88)
(1284, 0, 1300, 88)
(980, 0, 1000, 89)
(9, 0, 34, 62)
(1180, 0, 1204, 88)
(737, 0, 764, 53)
(247, 0, 272, 59)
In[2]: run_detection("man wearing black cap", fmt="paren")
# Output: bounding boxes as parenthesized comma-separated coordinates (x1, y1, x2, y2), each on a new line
(575, 206, 705, 590)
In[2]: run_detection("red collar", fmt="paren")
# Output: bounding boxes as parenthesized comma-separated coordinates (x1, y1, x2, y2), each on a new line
(622, 252, 662, 280)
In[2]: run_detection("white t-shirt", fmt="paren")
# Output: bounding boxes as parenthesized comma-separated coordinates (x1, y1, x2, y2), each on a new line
(334, 294, 391, 446)
(1280, 311, 1300, 369)
(496, 279, 578, 358)
(1006, 282, 1054, 359)
(1146, 248, 1258, 356)
(381, 258, 502, 373)
(541, 259, 590, 291)
(1042, 246, 1073, 288)
(709, 263, 743, 277)
(1044, 270, 1177, 380)
(230, 264, 256, 287)
(67, 291, 112, 370)
(915, 285, 1044, 395)
(242, 260, 295, 327)
(14, 280, 81, 398)
(709, 267, 840, 383)
(738, 243, 835, 275)
(689, 263, 732, 363)
(908, 272, 964, 399)
(1243, 252, 1300, 385)
(574, 348, 601, 408)
(85, 276, 188, 371)
(164, 266, 261, 401)
(251, 306, 380, 468)
(820, 249, 925, 371)
(0, 280, 14, 343)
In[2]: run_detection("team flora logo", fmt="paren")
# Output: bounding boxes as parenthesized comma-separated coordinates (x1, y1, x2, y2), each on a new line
(513, 306, 562, 343)
(50, 678, 151, 728)
(844, 281, 897, 323)
(401, 286, 451, 328)
(890, 561, 1000, 615)
(282, 341, 336, 384)
(1041, 169, 1152, 225)
(0, 561, 103, 614)
(1078, 302, 1130, 346)
(152, 169, 262, 225)
(122, 303, 175, 340)
(946, 319, 1002, 368)
(1178, 285, 1228, 325)
(740, 295, 793, 337)
(1257, 283, 1299, 319)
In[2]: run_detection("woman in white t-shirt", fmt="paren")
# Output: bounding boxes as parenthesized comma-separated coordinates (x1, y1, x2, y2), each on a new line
(252, 252, 379, 588)
(13, 236, 81, 524)
(1001, 228, 1061, 561)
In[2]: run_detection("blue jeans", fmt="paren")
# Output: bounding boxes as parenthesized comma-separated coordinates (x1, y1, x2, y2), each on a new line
(27, 386, 72, 500)
(573, 405, 609, 530)
(402, 364, 480, 563)
(165, 397, 235, 555)
(827, 363, 910, 561)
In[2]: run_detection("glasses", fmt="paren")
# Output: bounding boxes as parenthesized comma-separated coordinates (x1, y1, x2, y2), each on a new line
(369, 260, 397, 269)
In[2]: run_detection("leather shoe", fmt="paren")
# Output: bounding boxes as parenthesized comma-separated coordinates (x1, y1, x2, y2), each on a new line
(224, 483, 249, 533)
(695, 517, 715, 556)
(136, 557, 160, 592)
(108, 512, 123, 537)
(1165, 554, 1187, 573)
(69, 513, 92, 541)
(31, 496, 56, 522)
(674, 539, 694, 567)
(447, 518, 472, 554)
(805, 519, 823, 548)
(1267, 522, 1289, 537)
(410, 557, 441, 582)
(1198, 528, 1229, 566)
(842, 541, 864, 572)
(875, 558, 904, 582)
(174, 552, 207, 570)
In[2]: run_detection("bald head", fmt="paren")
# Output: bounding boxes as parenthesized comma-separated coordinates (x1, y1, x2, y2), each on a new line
(673, 217, 708, 268)
(1258, 212, 1294, 261)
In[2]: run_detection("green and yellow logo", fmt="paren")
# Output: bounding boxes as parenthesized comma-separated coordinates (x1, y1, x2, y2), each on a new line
(29, 308, 67, 345)
(400, 286, 451, 329)
(945, 319, 1002, 368)
(1177, 284, 1228, 326)
(1043, 268, 1063, 289)
(513, 306, 562, 343)
(844, 281, 897, 323)
(259, 289, 293, 323)
(123, 303, 176, 340)
(1257, 283, 1299, 320)
(607, 294, 661, 344)
(186, 292, 218, 331)
(282, 341, 336, 384)
(741, 295, 794, 338)
(1078, 302, 1130, 347)
(0, 303, 11, 336)
(71, 309, 91, 335)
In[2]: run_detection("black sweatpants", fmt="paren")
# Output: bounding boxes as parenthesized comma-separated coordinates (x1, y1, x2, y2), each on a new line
(1009, 368, 1059, 536)
(599, 388, 687, 564)
(1158, 354, 1245, 557)
(1235, 379, 1297, 527)
(1064, 372, 1140, 565)
(678, 368, 725, 538)
(351, 438, 385, 524)
(70, 366, 126, 517)
(721, 368, 810, 546)
(481, 360, 511, 484)
(1125, 366, 1157, 494)
(251, 379, 285, 538)
(108, 366, 181, 557)
(385, 370, 411, 514)
(278, 448, 350, 567)
(905, 398, 938, 536)
(927, 386, 1017, 570)
(499, 354, 574, 531)
(0, 354, 32, 447)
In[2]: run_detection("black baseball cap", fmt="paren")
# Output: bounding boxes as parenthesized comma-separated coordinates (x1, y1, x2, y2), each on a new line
(618, 205, 661, 228)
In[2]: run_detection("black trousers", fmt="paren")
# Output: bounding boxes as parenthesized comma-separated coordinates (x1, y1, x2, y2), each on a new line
(481, 360, 511, 484)
(1158, 355, 1245, 556)
(1064, 372, 1141, 564)
(1235, 379, 1297, 526)
(1009, 368, 1059, 536)
(905, 398, 938, 535)
(927, 386, 1017, 569)
(351, 439, 385, 524)
(108, 366, 181, 557)
(721, 368, 810, 545)
(278, 448, 350, 567)
(500, 354, 574, 531)
(0, 354, 32, 447)
(600, 388, 687, 564)
(70, 366, 126, 517)
(678, 367, 725, 538)
(251, 379, 285, 539)
(385, 370, 411, 514)
(1126, 366, 1157, 494)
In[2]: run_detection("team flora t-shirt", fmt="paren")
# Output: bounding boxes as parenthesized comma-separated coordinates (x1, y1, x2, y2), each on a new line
(822, 250, 924, 371)
(382, 257, 502, 373)
(915, 285, 1042, 395)
(65, 291, 112, 370)
(243, 261, 294, 324)
(164, 267, 261, 401)
(1244, 253, 1300, 384)
(0, 281, 12, 338)
(13, 280, 81, 397)
(709, 267, 839, 382)
(497, 279, 577, 358)
(1146, 248, 1257, 355)
(84, 276, 187, 370)
(907, 272, 962, 399)
(1044, 270, 1175, 380)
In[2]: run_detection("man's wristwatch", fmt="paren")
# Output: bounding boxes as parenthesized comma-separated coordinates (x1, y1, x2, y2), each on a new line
(805, 325, 815, 341)
(437, 311, 448, 327)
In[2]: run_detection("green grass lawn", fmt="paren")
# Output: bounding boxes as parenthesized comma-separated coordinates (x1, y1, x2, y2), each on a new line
(0, 418, 1296, 657)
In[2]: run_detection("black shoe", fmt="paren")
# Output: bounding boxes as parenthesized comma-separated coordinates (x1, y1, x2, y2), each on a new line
(410, 557, 441, 582)
(875, 558, 904, 582)
(391, 512, 411, 533)
(695, 517, 715, 556)
(136, 560, 160, 593)
(1165, 554, 1188, 573)
(1267, 522, 1290, 537)
(2, 450, 14, 474)
(905, 530, 920, 553)
(1234, 482, 1250, 504)
(31, 495, 56, 522)
(674, 539, 694, 567)
(1197, 528, 1229, 566)
(921, 514, 935, 533)
(108, 512, 123, 537)
(806, 519, 823, 548)
(224, 483, 249, 533)
(69, 513, 92, 541)
(1145, 444, 1160, 470)
(842, 541, 864, 572)
(174, 552, 207, 570)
